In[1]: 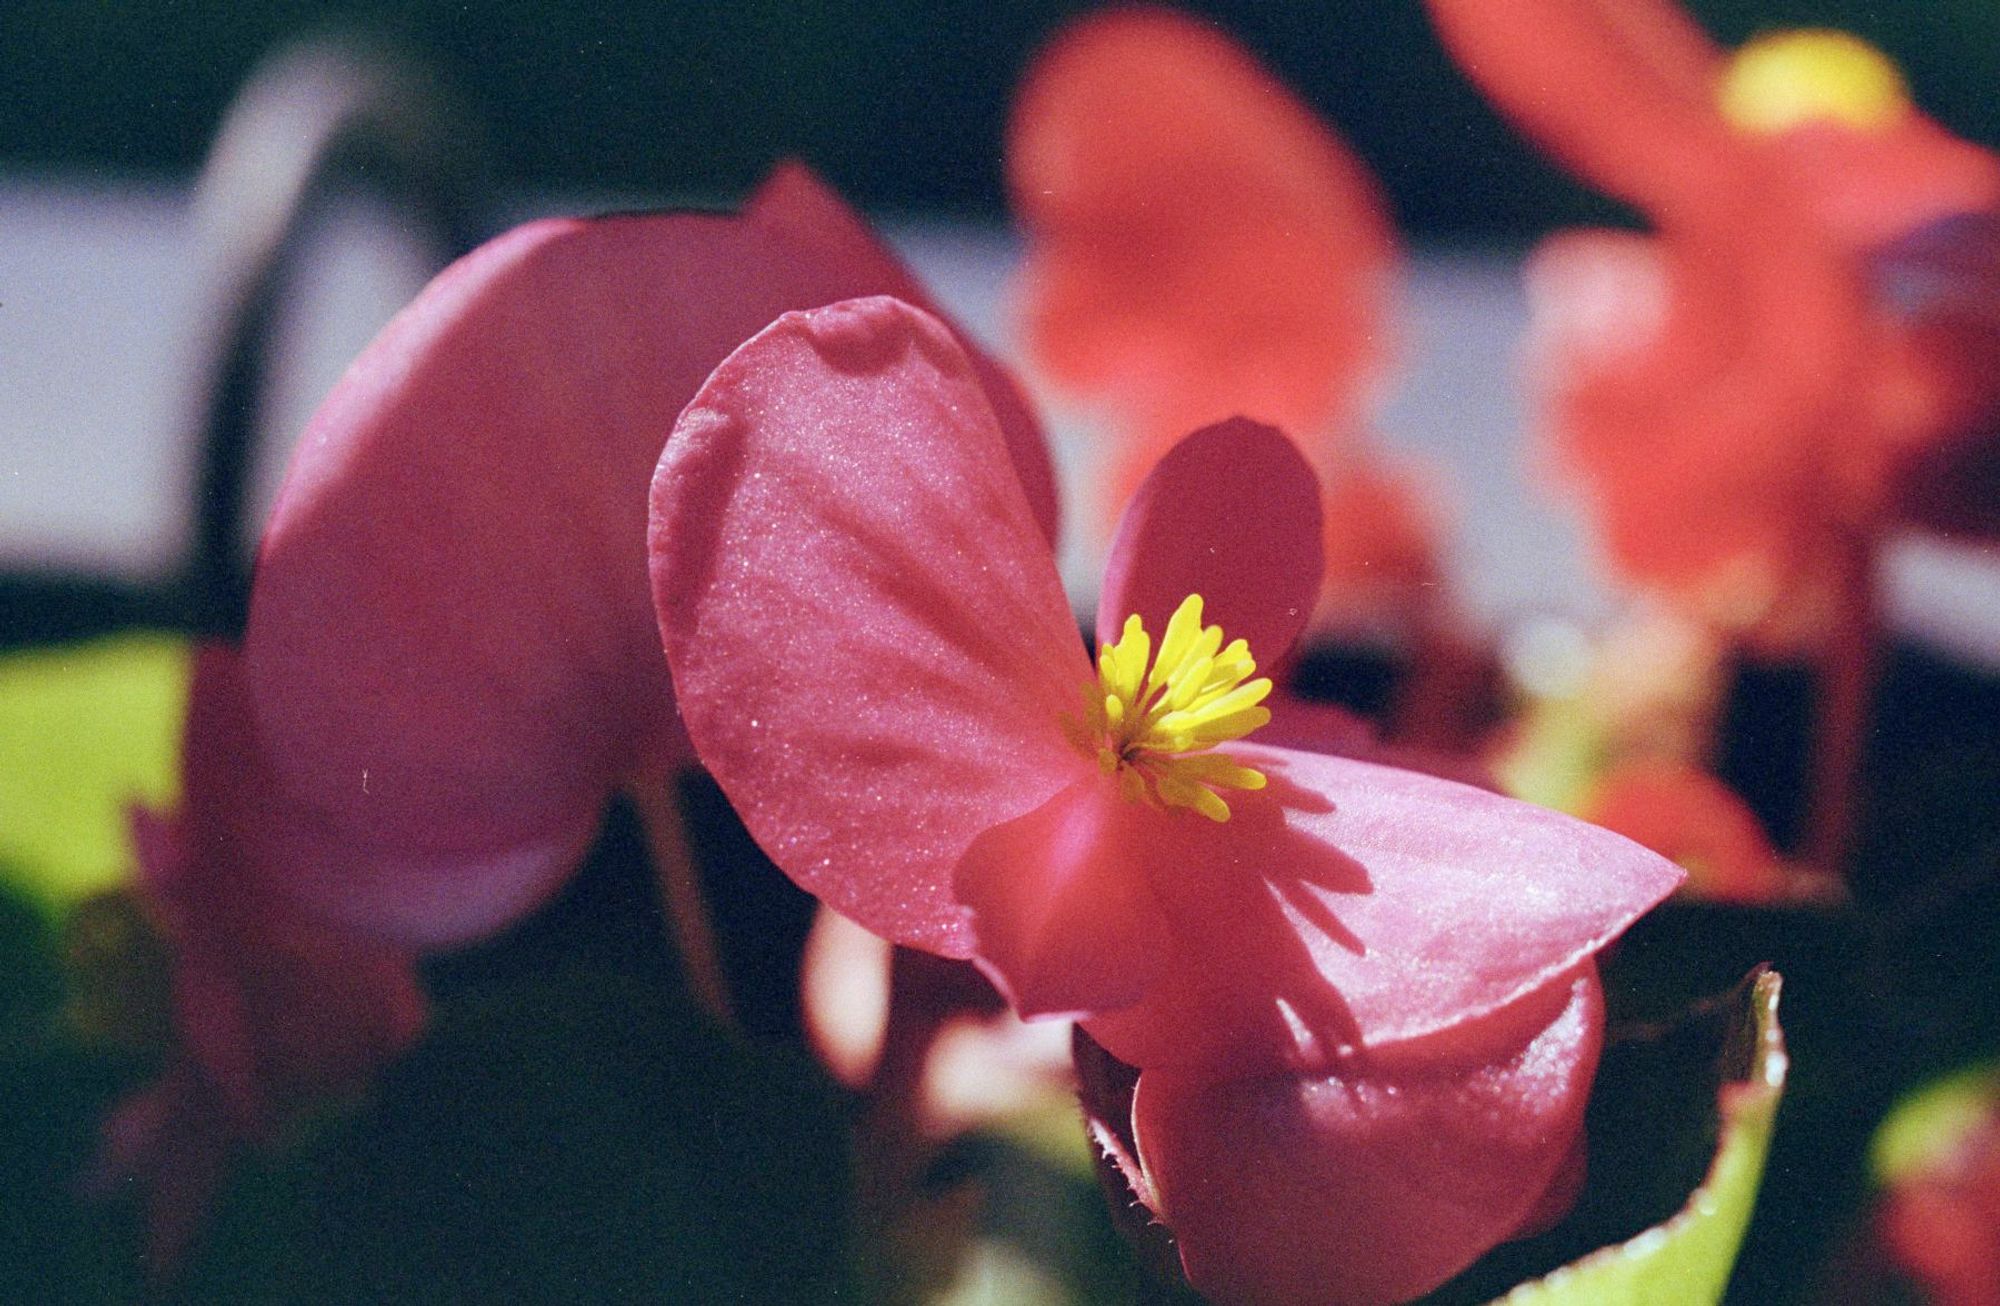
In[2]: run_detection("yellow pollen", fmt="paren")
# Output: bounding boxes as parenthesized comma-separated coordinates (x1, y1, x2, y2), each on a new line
(1718, 29, 1910, 136)
(1064, 594, 1272, 821)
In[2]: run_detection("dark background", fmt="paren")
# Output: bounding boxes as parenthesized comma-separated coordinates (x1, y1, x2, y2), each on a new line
(9, 0, 2000, 238)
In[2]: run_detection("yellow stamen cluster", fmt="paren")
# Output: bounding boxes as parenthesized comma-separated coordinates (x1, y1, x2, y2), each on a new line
(1066, 594, 1272, 822)
(1718, 29, 1910, 136)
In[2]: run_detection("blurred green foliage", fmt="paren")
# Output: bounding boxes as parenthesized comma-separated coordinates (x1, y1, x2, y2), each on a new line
(6, 1, 1999, 236)
(0, 635, 189, 914)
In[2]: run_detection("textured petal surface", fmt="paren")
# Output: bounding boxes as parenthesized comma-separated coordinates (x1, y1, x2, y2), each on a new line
(952, 774, 1170, 1019)
(747, 162, 1063, 547)
(1134, 967, 1602, 1306)
(1080, 744, 1681, 1074)
(246, 170, 1047, 946)
(1009, 7, 1396, 508)
(652, 296, 1091, 957)
(1097, 418, 1322, 667)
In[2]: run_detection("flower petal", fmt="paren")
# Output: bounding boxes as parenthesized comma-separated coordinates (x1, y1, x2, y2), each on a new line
(1009, 7, 1396, 507)
(147, 647, 428, 1118)
(1422, 0, 1747, 218)
(748, 162, 1063, 548)
(1080, 744, 1681, 1074)
(952, 774, 1170, 1019)
(652, 296, 1093, 957)
(247, 169, 1043, 947)
(1132, 967, 1602, 1306)
(1097, 418, 1323, 668)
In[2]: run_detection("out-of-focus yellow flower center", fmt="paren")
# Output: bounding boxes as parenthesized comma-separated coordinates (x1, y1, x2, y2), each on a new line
(1065, 594, 1271, 822)
(1718, 29, 1910, 136)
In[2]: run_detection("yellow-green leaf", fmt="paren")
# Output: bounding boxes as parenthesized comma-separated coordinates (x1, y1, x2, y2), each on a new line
(1488, 970, 1787, 1305)
(0, 634, 190, 911)
(1871, 1060, 2000, 1188)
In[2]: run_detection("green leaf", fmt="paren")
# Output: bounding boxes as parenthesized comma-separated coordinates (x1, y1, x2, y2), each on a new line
(1486, 970, 1788, 1306)
(0, 634, 190, 912)
(1870, 1059, 2000, 1188)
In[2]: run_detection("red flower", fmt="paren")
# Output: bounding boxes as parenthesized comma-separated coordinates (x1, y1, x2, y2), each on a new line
(239, 164, 1055, 947)
(649, 295, 1681, 1303)
(89, 645, 426, 1272)
(1426, 0, 2000, 634)
(1007, 9, 1410, 565)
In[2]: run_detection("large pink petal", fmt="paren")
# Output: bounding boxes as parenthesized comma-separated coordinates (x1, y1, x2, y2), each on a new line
(1133, 967, 1602, 1306)
(1080, 744, 1681, 1074)
(1096, 418, 1323, 666)
(246, 170, 1045, 947)
(748, 163, 1063, 547)
(652, 296, 1093, 957)
(952, 774, 1171, 1019)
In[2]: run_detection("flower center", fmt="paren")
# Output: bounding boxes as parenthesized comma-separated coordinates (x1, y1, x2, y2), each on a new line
(1718, 29, 1910, 136)
(1066, 594, 1272, 822)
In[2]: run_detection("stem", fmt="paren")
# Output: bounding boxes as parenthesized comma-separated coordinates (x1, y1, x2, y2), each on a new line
(1388, 582, 1481, 751)
(852, 952, 955, 1306)
(1804, 527, 1880, 880)
(627, 770, 737, 1033)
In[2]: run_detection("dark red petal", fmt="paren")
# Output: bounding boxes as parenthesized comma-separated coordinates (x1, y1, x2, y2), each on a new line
(1098, 418, 1323, 666)
(248, 167, 1038, 946)
(749, 161, 1063, 547)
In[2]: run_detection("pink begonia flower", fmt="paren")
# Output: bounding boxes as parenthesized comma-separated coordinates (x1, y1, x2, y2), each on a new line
(89, 645, 426, 1271)
(649, 295, 1683, 1304)
(241, 163, 1055, 947)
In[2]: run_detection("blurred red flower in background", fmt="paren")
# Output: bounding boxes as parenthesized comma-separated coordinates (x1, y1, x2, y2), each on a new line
(1426, 0, 2000, 639)
(1008, 7, 1445, 627)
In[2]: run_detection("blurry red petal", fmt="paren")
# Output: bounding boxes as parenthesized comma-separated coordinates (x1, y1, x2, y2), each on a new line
(1584, 758, 1788, 903)
(1098, 418, 1323, 664)
(652, 296, 1092, 957)
(1133, 967, 1602, 1306)
(1771, 118, 2000, 254)
(1423, 0, 1746, 218)
(1009, 7, 1396, 508)
(1081, 744, 1680, 1074)
(149, 647, 428, 1121)
(89, 1062, 236, 1276)
(953, 775, 1170, 1019)
(1317, 452, 1447, 617)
